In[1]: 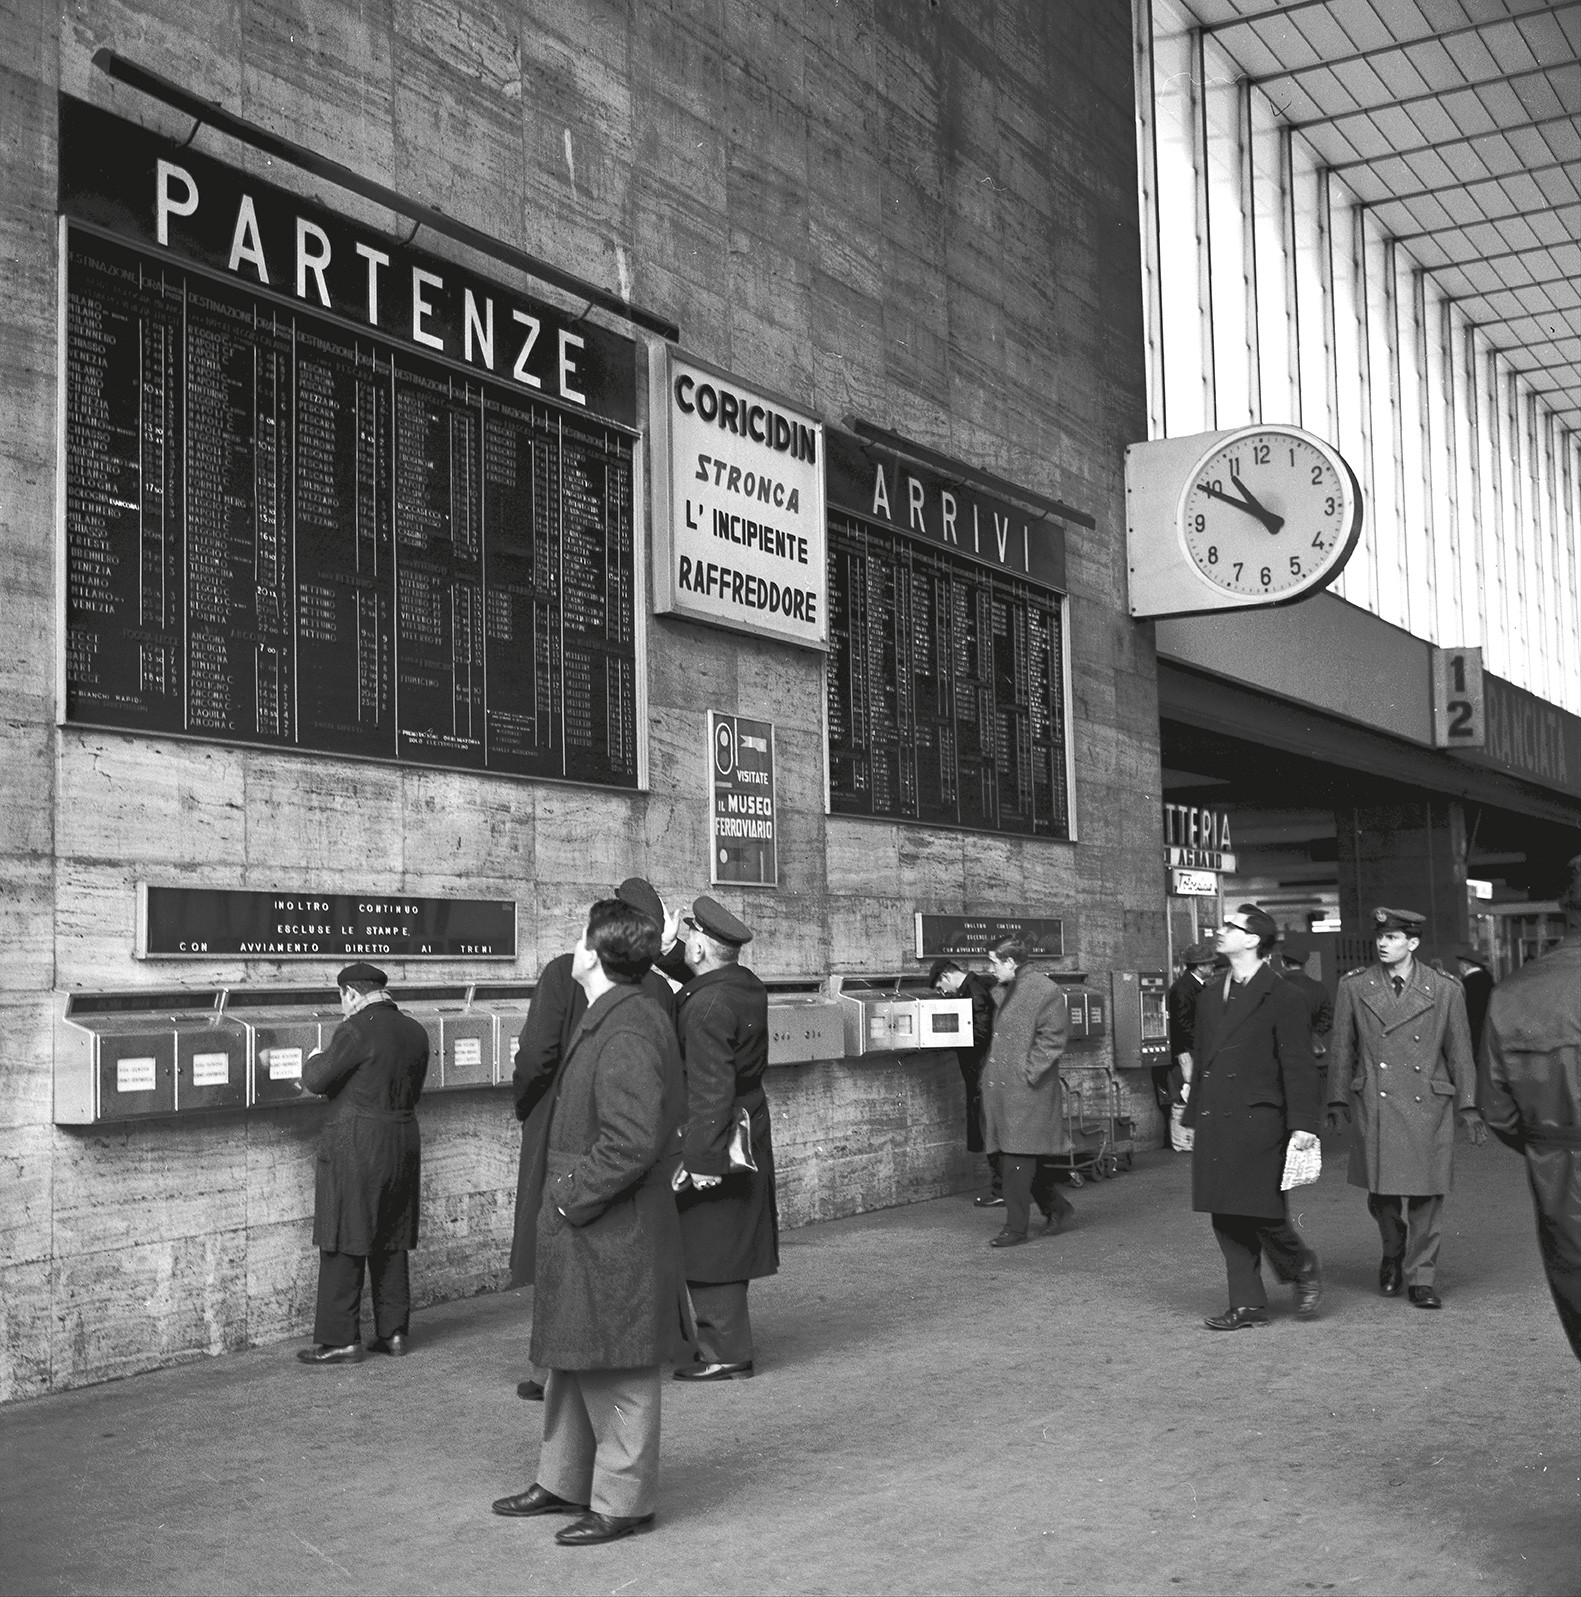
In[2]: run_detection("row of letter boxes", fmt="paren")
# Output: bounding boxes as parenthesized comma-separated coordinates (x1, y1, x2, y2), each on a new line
(54, 985, 539, 1124)
(830, 981, 975, 1057)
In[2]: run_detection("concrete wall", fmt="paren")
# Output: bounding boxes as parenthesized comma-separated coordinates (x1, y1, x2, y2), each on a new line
(0, 0, 1157, 1397)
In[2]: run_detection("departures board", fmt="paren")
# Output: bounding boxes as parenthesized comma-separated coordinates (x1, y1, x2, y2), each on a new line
(826, 512, 1071, 837)
(62, 228, 639, 786)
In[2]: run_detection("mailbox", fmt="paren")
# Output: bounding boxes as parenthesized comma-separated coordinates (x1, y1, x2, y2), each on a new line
(1111, 970, 1167, 1069)
(56, 994, 180, 1123)
(476, 983, 536, 1086)
(836, 990, 922, 1056)
(914, 994, 974, 1049)
(766, 993, 846, 1065)
(171, 1004, 248, 1112)
(403, 987, 495, 1091)
(1064, 988, 1090, 1040)
(234, 989, 340, 1108)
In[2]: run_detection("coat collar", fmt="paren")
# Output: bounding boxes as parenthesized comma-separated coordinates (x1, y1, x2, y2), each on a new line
(1202, 960, 1276, 1061)
(565, 981, 644, 1052)
(1356, 960, 1438, 1027)
(679, 962, 754, 1000)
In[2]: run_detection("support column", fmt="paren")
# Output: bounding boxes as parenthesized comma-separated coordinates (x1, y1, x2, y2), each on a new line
(1336, 800, 1469, 955)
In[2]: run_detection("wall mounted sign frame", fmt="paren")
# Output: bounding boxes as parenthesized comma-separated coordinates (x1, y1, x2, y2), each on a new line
(914, 914, 1066, 959)
(708, 712, 778, 887)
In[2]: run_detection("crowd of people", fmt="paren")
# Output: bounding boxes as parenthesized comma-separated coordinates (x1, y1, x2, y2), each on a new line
(288, 856, 1581, 1545)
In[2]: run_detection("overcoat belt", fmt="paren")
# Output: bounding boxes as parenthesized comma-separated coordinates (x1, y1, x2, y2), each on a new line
(1327, 962, 1474, 1196)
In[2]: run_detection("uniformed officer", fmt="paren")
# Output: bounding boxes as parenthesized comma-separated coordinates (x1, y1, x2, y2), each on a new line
(298, 962, 431, 1364)
(659, 896, 777, 1380)
(1327, 908, 1486, 1309)
(1478, 855, 1581, 1361)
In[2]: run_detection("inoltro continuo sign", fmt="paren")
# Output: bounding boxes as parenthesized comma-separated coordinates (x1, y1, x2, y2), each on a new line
(652, 350, 826, 648)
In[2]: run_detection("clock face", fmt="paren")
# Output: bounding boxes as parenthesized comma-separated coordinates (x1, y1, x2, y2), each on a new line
(1178, 430, 1357, 598)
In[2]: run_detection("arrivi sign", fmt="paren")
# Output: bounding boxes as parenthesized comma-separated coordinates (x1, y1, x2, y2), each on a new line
(652, 350, 826, 649)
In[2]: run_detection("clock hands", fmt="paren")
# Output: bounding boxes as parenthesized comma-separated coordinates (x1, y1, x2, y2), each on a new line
(1196, 478, 1285, 536)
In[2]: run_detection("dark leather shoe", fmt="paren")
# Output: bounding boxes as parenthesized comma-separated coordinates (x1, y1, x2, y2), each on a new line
(491, 1483, 589, 1518)
(1203, 1306, 1269, 1331)
(516, 1379, 545, 1401)
(974, 1194, 1006, 1207)
(1379, 1257, 1404, 1296)
(555, 1510, 655, 1546)
(989, 1229, 1029, 1248)
(367, 1333, 408, 1356)
(1408, 1285, 1442, 1309)
(1293, 1258, 1323, 1318)
(673, 1360, 753, 1381)
(296, 1342, 365, 1365)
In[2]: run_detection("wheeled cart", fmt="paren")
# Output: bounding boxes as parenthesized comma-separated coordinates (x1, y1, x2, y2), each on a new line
(1046, 1066, 1137, 1187)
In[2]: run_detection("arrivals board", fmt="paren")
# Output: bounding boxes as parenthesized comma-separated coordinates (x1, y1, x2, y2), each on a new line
(61, 227, 638, 784)
(824, 429, 1072, 837)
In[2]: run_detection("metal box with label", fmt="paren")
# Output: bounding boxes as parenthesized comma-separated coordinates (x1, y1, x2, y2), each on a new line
(172, 1009, 249, 1112)
(767, 994, 846, 1065)
(235, 990, 339, 1107)
(476, 984, 536, 1087)
(915, 994, 974, 1049)
(56, 994, 180, 1123)
(1064, 988, 1090, 1040)
(837, 991, 922, 1056)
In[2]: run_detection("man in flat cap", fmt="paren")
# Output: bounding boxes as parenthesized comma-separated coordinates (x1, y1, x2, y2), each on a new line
(1327, 907, 1485, 1309)
(659, 896, 777, 1379)
(298, 963, 431, 1364)
(1163, 940, 1217, 1153)
(1182, 905, 1324, 1330)
(1478, 855, 1581, 1361)
(508, 880, 677, 1400)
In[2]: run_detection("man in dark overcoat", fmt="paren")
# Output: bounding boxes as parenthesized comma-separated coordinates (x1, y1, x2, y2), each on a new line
(1164, 941, 1216, 1152)
(1277, 953, 1334, 1057)
(492, 899, 689, 1546)
(298, 962, 430, 1365)
(1478, 856, 1581, 1361)
(1182, 905, 1323, 1330)
(929, 958, 1002, 1204)
(508, 878, 675, 1400)
(659, 895, 777, 1381)
(1326, 907, 1485, 1309)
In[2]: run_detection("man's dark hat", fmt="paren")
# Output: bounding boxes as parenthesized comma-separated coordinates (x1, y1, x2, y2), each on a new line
(615, 877, 664, 927)
(1372, 906, 1426, 934)
(1182, 939, 1216, 966)
(337, 961, 388, 988)
(685, 894, 753, 946)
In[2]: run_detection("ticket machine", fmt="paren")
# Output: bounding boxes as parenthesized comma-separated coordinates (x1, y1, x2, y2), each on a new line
(1110, 970, 1168, 1070)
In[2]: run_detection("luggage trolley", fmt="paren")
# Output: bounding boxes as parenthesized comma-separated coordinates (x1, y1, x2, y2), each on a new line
(1051, 1065, 1135, 1187)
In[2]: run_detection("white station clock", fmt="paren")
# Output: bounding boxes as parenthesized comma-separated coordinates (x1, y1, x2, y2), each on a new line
(1125, 424, 1363, 618)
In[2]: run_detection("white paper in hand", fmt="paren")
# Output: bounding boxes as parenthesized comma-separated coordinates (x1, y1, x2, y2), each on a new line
(1281, 1138, 1321, 1191)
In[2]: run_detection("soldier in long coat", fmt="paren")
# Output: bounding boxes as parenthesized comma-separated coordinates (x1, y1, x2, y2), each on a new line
(491, 899, 688, 1546)
(977, 939, 1072, 1245)
(1182, 905, 1323, 1330)
(1327, 907, 1486, 1309)
(298, 962, 430, 1365)
(507, 879, 675, 1400)
(1478, 858, 1581, 1361)
(659, 896, 777, 1381)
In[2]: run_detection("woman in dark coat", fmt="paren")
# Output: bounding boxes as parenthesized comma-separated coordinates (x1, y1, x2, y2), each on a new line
(978, 938, 1072, 1247)
(1182, 905, 1323, 1330)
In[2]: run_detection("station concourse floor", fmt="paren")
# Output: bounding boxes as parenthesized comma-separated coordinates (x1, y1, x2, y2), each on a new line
(3, 1139, 1577, 1597)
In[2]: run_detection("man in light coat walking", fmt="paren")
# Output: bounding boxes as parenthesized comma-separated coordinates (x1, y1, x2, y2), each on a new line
(491, 899, 688, 1546)
(1327, 907, 1486, 1309)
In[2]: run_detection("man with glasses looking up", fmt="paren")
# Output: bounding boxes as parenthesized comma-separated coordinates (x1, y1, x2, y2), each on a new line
(1181, 905, 1324, 1330)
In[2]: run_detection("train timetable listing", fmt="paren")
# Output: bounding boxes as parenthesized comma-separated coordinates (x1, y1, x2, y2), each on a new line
(827, 513, 1070, 838)
(62, 229, 638, 788)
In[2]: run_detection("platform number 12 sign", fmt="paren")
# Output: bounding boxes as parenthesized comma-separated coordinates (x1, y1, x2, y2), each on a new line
(1431, 647, 1485, 749)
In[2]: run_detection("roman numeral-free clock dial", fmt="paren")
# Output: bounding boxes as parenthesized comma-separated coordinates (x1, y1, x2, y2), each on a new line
(1178, 428, 1361, 598)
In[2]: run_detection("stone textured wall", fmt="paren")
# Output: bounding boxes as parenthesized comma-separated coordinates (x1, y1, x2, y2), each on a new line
(0, 0, 1159, 1398)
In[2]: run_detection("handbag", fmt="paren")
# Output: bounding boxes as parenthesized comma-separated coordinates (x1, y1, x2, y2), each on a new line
(726, 1103, 758, 1173)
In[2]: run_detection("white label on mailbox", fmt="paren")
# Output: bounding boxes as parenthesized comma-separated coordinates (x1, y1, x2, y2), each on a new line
(868, 1016, 886, 1040)
(894, 1014, 914, 1036)
(117, 1056, 156, 1092)
(267, 1047, 304, 1080)
(454, 1037, 483, 1069)
(191, 1051, 230, 1087)
(509, 1038, 519, 1062)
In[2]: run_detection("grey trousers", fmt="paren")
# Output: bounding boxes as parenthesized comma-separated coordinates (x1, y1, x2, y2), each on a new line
(537, 1366, 661, 1518)
(1369, 1192, 1446, 1286)
(688, 1280, 753, 1364)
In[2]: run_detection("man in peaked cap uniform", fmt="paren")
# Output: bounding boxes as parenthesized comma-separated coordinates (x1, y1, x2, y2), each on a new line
(1478, 855, 1581, 1361)
(658, 896, 777, 1380)
(1327, 908, 1486, 1309)
(508, 880, 677, 1400)
(299, 963, 431, 1364)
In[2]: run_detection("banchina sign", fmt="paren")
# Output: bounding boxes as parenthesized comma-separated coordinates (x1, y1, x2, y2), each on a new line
(58, 97, 638, 426)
